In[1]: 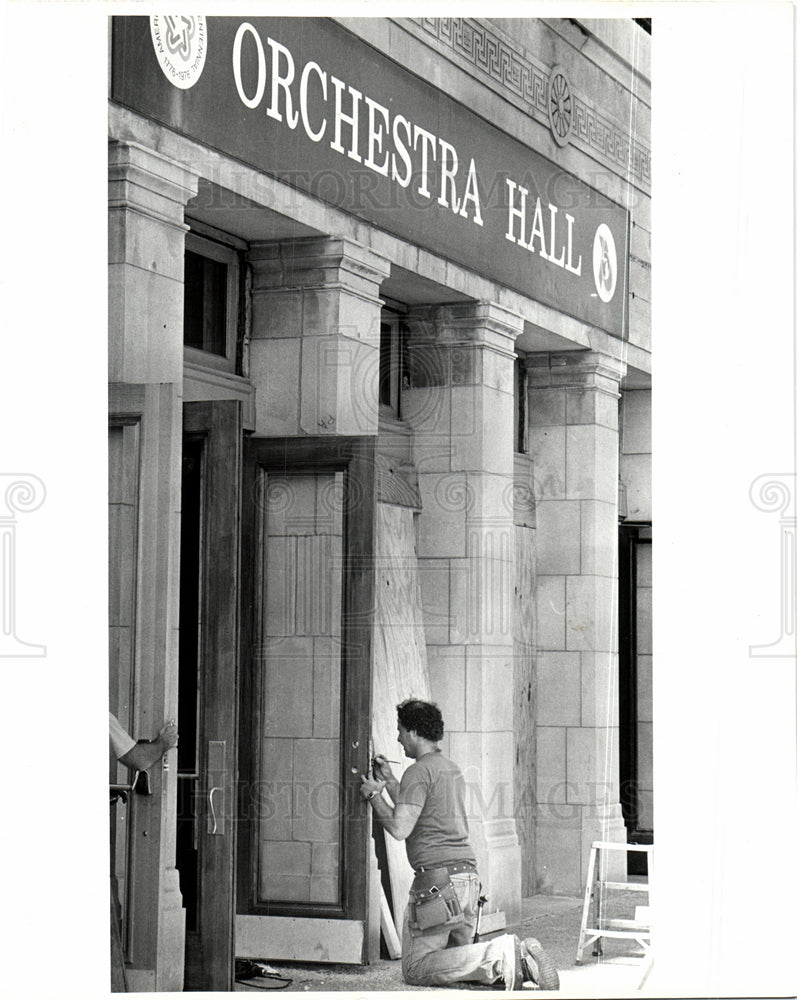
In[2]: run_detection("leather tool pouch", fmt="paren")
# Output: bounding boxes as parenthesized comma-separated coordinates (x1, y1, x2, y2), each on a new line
(408, 867, 464, 933)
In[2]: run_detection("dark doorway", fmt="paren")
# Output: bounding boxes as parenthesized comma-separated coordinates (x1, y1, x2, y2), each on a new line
(618, 523, 653, 875)
(177, 438, 202, 933)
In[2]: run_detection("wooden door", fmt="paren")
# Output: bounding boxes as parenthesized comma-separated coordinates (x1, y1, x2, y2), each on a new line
(236, 437, 377, 963)
(179, 400, 242, 989)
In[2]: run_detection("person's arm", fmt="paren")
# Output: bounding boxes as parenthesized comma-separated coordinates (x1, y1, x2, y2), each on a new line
(118, 722, 178, 771)
(369, 790, 422, 841)
(360, 767, 423, 841)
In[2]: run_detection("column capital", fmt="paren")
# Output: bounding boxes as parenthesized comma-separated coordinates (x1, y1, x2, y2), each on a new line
(248, 236, 391, 304)
(406, 301, 524, 359)
(247, 237, 387, 436)
(108, 140, 200, 230)
(525, 349, 626, 394)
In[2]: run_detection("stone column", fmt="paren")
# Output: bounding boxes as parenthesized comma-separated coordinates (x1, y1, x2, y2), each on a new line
(403, 302, 524, 924)
(527, 350, 627, 894)
(108, 140, 198, 991)
(109, 140, 199, 384)
(247, 238, 391, 438)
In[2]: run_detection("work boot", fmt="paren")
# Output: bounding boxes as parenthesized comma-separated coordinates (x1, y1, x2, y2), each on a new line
(500, 934, 523, 991)
(520, 937, 560, 991)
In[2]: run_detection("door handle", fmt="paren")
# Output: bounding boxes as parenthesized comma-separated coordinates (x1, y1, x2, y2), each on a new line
(208, 786, 222, 835)
(207, 740, 226, 835)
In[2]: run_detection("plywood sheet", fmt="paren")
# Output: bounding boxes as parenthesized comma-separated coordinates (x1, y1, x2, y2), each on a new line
(514, 525, 537, 896)
(371, 502, 432, 935)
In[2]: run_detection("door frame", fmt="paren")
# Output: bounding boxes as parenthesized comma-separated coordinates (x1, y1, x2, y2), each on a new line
(182, 399, 243, 989)
(618, 521, 653, 873)
(237, 436, 377, 954)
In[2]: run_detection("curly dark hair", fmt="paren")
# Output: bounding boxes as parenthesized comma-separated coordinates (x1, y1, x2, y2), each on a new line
(396, 699, 444, 742)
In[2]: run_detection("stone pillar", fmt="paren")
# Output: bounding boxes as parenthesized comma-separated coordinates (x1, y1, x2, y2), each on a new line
(108, 140, 198, 991)
(527, 350, 628, 894)
(247, 238, 390, 437)
(404, 302, 524, 924)
(109, 140, 199, 384)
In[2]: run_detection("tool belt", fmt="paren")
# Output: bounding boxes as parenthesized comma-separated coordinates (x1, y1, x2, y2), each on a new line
(408, 864, 472, 933)
(414, 859, 477, 876)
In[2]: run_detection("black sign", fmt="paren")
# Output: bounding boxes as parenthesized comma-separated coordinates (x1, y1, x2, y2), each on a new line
(112, 16, 629, 337)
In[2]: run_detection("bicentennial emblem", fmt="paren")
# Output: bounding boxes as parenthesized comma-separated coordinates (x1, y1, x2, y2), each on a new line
(150, 15, 207, 90)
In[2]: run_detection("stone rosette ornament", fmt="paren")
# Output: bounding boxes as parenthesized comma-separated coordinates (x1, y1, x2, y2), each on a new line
(548, 65, 573, 147)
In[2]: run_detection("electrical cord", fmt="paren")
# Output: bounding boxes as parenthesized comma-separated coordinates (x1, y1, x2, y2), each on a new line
(234, 960, 293, 990)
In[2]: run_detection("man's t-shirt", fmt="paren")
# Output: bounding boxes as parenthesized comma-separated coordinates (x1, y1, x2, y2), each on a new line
(396, 749, 475, 871)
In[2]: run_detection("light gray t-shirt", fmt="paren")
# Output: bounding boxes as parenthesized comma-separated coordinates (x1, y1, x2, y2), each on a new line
(396, 749, 474, 871)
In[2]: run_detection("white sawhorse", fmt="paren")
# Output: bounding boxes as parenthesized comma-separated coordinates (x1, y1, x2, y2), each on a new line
(575, 842, 653, 965)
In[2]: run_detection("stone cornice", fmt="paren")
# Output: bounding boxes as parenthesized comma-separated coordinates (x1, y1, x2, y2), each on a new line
(108, 140, 200, 229)
(405, 17, 651, 194)
(525, 349, 626, 392)
(407, 301, 524, 358)
(248, 237, 391, 304)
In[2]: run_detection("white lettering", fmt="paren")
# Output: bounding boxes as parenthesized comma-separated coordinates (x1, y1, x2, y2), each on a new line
(528, 196, 548, 258)
(413, 125, 437, 199)
(437, 138, 460, 212)
(299, 61, 327, 142)
(547, 204, 566, 268)
(330, 76, 362, 162)
(228, 31, 582, 274)
(460, 158, 483, 226)
(233, 22, 266, 110)
(505, 179, 529, 247)
(391, 115, 412, 188)
(364, 96, 390, 176)
(564, 213, 582, 275)
(266, 38, 299, 128)
(506, 179, 582, 274)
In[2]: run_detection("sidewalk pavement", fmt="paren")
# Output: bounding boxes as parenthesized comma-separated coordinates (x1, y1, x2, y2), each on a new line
(234, 891, 650, 996)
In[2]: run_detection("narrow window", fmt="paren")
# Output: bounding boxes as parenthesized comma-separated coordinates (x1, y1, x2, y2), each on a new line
(379, 309, 407, 419)
(514, 356, 528, 454)
(183, 229, 240, 373)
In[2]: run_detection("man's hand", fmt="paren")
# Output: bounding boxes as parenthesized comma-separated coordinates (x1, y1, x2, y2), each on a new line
(371, 754, 395, 783)
(359, 774, 386, 801)
(157, 720, 179, 752)
(119, 719, 178, 772)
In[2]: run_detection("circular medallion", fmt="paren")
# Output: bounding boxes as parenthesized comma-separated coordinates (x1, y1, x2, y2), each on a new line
(592, 223, 618, 303)
(150, 15, 207, 90)
(548, 66, 573, 147)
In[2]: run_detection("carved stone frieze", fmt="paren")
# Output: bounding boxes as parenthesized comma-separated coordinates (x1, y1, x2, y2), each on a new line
(412, 17, 651, 193)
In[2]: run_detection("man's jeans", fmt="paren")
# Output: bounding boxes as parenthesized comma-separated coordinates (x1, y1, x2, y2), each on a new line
(401, 871, 512, 987)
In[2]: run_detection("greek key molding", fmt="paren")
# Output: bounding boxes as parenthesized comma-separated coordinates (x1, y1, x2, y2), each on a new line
(418, 17, 549, 116)
(413, 17, 651, 192)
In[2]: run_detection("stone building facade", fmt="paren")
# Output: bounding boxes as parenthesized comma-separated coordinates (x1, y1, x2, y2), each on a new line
(108, 15, 651, 990)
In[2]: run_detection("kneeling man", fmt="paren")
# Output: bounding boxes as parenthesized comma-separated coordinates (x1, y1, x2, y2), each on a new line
(361, 698, 559, 991)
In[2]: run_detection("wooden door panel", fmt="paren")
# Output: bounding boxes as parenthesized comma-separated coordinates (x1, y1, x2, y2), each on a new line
(238, 438, 376, 963)
(183, 400, 242, 990)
